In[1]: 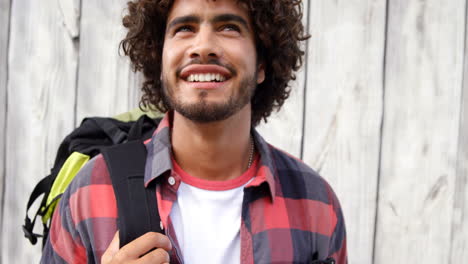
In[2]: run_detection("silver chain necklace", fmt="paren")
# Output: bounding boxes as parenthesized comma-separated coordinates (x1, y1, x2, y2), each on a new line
(247, 136, 255, 169)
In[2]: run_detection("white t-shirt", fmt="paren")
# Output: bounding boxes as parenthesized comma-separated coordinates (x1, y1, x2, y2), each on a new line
(170, 158, 258, 264)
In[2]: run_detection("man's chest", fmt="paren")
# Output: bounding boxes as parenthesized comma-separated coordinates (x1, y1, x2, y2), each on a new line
(164, 193, 333, 264)
(169, 182, 244, 264)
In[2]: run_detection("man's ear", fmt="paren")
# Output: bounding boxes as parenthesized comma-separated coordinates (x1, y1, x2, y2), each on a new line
(257, 63, 265, 84)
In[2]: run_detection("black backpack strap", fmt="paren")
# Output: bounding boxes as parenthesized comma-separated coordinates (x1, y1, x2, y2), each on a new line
(22, 174, 54, 245)
(127, 115, 160, 141)
(311, 257, 336, 264)
(91, 118, 128, 144)
(101, 141, 163, 248)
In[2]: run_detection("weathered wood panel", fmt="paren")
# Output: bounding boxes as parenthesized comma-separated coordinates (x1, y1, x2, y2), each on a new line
(256, 0, 309, 157)
(1, 0, 80, 262)
(76, 0, 143, 123)
(450, 1, 468, 262)
(302, 1, 386, 263)
(1, 0, 468, 262)
(375, 0, 466, 263)
(0, 0, 11, 256)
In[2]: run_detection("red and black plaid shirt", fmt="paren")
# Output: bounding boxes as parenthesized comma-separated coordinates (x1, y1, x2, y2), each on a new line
(41, 113, 347, 263)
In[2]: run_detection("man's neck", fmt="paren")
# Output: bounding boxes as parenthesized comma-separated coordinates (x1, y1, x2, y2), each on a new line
(170, 105, 253, 182)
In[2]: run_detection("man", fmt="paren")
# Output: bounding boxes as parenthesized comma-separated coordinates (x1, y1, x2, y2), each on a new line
(42, 0, 347, 263)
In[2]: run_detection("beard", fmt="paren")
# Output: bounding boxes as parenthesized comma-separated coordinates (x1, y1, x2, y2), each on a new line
(162, 72, 257, 123)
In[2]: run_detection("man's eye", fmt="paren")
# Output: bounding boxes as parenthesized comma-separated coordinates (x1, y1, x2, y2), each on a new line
(175, 25, 194, 33)
(220, 24, 240, 32)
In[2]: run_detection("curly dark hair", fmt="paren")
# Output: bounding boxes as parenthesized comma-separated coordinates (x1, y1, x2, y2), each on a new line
(120, 0, 309, 126)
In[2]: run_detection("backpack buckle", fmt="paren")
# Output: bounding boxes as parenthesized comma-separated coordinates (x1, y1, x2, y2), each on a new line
(22, 218, 38, 245)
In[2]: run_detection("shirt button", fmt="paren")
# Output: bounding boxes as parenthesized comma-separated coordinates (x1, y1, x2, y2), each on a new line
(160, 221, 164, 230)
(168, 176, 176, 186)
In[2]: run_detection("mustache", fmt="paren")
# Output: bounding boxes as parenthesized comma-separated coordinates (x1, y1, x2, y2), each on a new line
(176, 58, 237, 77)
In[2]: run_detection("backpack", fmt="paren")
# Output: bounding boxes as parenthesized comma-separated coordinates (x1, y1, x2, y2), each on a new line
(23, 110, 164, 248)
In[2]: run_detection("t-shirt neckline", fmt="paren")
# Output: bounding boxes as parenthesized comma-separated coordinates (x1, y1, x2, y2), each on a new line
(172, 155, 259, 191)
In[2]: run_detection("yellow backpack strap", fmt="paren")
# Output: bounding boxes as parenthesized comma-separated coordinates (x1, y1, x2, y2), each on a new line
(41, 152, 90, 223)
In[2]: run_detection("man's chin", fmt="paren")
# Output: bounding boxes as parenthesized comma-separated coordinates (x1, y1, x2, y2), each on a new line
(163, 75, 255, 123)
(174, 101, 241, 123)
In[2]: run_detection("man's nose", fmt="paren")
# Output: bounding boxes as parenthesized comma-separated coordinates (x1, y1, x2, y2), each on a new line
(189, 27, 221, 61)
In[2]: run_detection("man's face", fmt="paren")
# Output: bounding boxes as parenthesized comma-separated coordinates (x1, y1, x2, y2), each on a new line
(161, 0, 265, 123)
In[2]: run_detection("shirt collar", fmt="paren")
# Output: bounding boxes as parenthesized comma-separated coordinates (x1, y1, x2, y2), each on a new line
(144, 112, 277, 201)
(249, 129, 276, 202)
(144, 113, 173, 186)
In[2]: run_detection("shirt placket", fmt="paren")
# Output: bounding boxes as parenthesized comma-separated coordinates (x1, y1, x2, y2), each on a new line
(159, 172, 184, 264)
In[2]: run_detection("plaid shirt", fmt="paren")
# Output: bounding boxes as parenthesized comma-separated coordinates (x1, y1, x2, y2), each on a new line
(41, 113, 347, 264)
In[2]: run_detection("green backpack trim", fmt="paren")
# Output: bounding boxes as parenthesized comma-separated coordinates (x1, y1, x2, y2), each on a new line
(41, 152, 90, 224)
(113, 107, 163, 122)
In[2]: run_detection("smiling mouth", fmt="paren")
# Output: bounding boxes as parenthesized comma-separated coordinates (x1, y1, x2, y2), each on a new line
(185, 73, 227, 82)
(179, 64, 233, 83)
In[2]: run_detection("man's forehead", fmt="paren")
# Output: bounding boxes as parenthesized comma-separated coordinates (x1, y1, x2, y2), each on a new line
(167, 0, 250, 23)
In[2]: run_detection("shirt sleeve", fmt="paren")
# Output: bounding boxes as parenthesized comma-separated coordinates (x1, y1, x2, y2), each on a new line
(40, 191, 88, 263)
(41, 155, 118, 263)
(40, 156, 104, 264)
(327, 186, 348, 264)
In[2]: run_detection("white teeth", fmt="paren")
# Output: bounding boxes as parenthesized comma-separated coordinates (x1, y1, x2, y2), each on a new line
(186, 73, 227, 82)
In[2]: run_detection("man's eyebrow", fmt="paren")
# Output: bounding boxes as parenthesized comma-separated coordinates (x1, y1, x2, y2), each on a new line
(166, 14, 250, 31)
(167, 15, 201, 30)
(211, 14, 249, 29)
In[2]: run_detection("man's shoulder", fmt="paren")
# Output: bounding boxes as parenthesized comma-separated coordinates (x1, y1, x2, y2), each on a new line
(267, 144, 337, 205)
(67, 139, 153, 196)
(267, 144, 322, 182)
(45, 153, 117, 263)
(64, 154, 112, 198)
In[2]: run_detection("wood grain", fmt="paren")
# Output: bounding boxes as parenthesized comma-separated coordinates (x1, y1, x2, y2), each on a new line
(302, 1, 387, 263)
(1, 0, 80, 262)
(75, 0, 143, 123)
(256, 0, 309, 157)
(375, 0, 466, 262)
(450, 1, 468, 262)
(0, 0, 10, 257)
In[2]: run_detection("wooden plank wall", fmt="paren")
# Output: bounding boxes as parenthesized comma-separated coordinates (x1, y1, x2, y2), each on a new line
(451, 2, 468, 262)
(1, 0, 80, 262)
(76, 0, 141, 122)
(0, 0, 10, 256)
(375, 0, 466, 262)
(0, 0, 467, 263)
(450, 5, 468, 263)
(302, 1, 386, 262)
